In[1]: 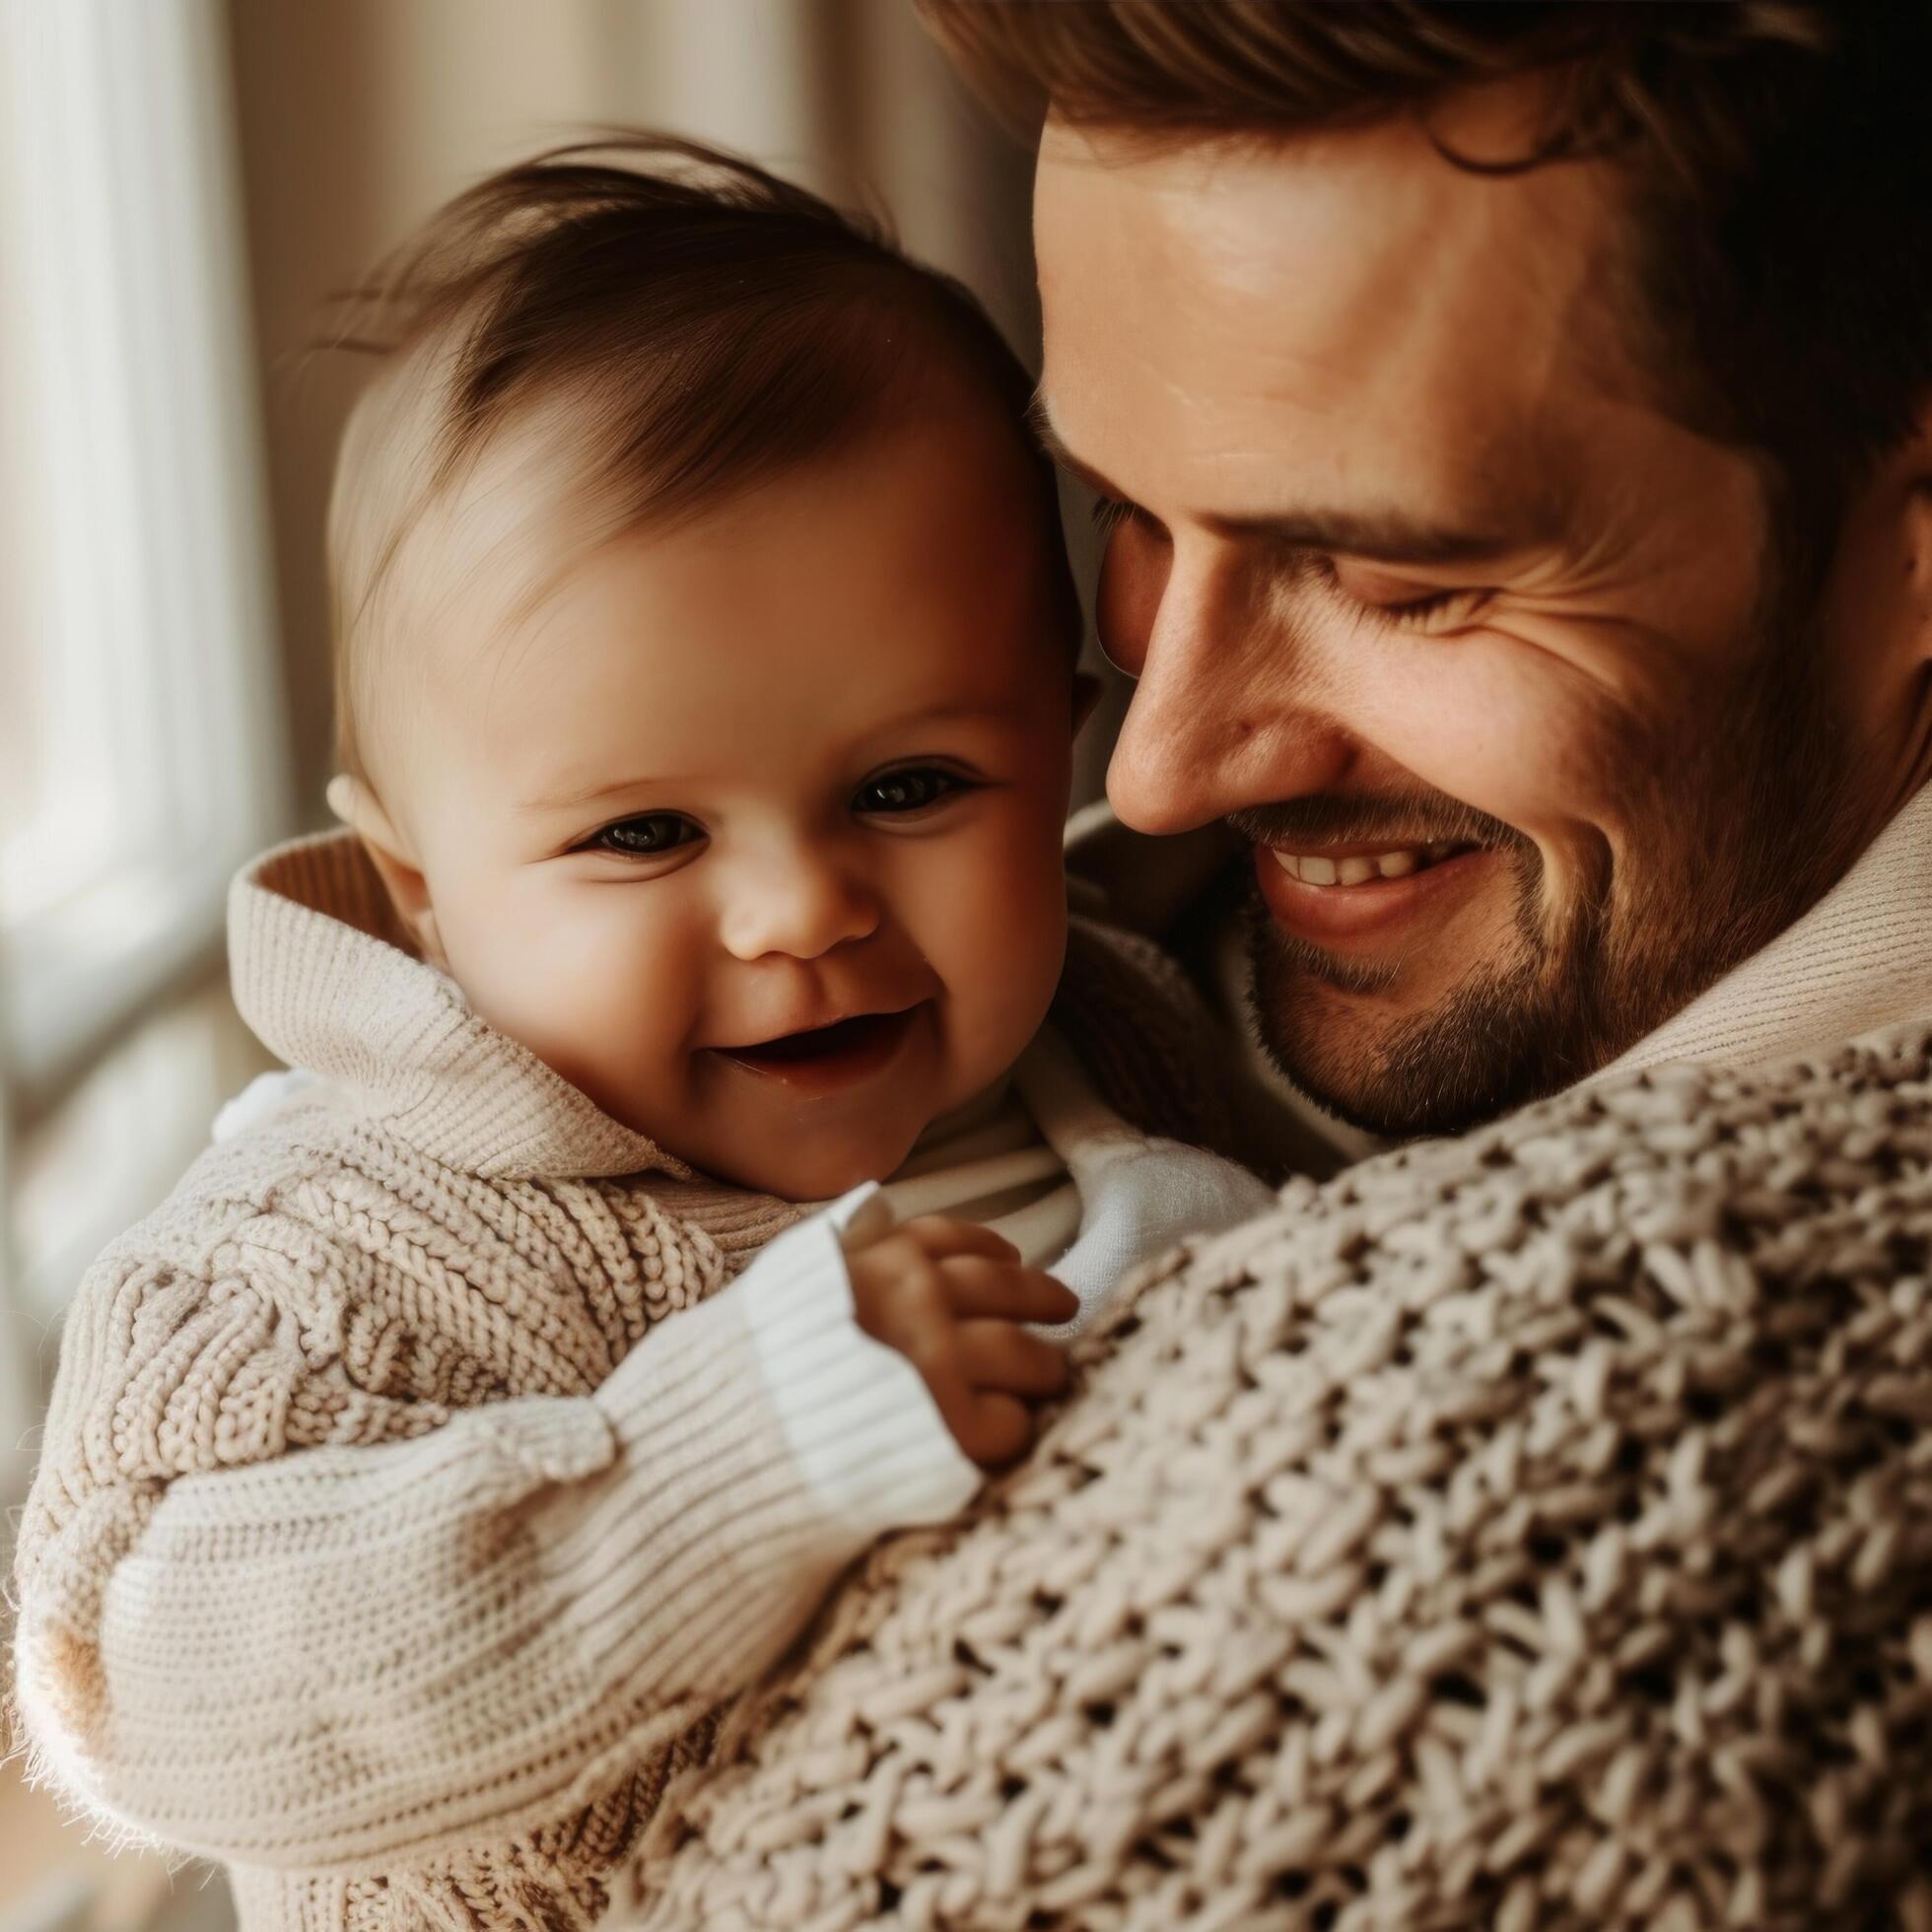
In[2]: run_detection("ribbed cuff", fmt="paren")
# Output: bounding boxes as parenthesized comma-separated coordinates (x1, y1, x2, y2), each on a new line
(735, 1188, 982, 1538)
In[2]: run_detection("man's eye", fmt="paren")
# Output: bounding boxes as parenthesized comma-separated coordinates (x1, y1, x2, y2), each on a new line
(1317, 557, 1491, 634)
(855, 767, 968, 815)
(1366, 586, 1489, 631)
(591, 813, 703, 857)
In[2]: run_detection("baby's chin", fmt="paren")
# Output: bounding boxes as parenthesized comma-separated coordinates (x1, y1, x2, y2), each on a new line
(695, 1130, 924, 1205)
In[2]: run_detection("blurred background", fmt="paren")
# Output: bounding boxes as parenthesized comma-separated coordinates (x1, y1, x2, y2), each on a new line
(0, 5, 1079, 1929)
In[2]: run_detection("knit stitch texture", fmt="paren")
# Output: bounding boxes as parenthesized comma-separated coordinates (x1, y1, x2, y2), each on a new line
(613, 1024, 1932, 1931)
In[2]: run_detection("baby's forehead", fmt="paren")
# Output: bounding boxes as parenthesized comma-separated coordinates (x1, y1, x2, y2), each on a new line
(402, 406, 1072, 798)
(417, 364, 1049, 634)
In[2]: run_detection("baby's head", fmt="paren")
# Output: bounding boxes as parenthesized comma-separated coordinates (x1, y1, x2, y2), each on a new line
(327, 138, 1087, 1200)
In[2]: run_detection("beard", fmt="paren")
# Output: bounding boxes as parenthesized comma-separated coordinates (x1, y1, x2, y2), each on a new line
(1237, 588, 1865, 1140)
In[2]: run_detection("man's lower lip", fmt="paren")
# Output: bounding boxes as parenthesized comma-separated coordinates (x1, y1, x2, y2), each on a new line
(711, 1007, 921, 1094)
(1253, 844, 1488, 944)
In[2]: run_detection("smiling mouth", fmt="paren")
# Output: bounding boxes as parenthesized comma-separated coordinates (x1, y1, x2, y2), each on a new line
(713, 1006, 923, 1089)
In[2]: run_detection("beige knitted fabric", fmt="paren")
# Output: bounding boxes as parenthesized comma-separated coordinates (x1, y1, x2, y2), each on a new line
(616, 1022, 1932, 1931)
(8, 832, 1240, 1932)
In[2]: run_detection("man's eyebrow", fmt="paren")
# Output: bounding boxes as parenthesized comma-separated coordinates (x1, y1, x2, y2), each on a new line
(1208, 507, 1534, 567)
(1029, 393, 1122, 505)
(1028, 392, 1558, 567)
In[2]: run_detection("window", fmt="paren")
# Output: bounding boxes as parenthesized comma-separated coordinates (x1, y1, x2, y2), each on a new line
(0, 0, 289, 1505)
(0, 0, 289, 1099)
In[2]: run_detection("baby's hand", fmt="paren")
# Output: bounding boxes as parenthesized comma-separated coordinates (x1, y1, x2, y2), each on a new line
(847, 1216, 1078, 1468)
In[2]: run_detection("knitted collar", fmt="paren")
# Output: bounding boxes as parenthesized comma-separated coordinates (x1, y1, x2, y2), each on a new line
(228, 832, 689, 1182)
(1600, 775, 1932, 1080)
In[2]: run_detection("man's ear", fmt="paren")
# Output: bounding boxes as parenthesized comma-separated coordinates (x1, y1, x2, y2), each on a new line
(326, 774, 445, 966)
(1071, 671, 1105, 737)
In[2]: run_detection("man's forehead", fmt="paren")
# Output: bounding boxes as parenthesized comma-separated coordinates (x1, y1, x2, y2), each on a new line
(1034, 111, 1629, 529)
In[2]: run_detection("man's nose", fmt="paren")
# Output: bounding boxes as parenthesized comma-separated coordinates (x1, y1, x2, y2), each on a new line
(1105, 544, 1351, 835)
(719, 842, 881, 963)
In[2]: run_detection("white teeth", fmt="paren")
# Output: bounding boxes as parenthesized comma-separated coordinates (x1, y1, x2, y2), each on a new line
(1270, 843, 1457, 887)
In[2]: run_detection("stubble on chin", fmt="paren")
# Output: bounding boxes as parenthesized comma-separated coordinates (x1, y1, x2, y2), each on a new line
(1241, 845, 1589, 1140)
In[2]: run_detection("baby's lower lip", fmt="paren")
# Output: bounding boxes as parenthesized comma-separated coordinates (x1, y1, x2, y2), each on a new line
(711, 1006, 922, 1094)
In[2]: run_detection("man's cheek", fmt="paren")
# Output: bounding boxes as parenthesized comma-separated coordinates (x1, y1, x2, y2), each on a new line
(1363, 653, 1613, 833)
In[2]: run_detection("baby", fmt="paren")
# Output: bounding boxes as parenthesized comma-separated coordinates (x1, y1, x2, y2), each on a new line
(12, 138, 1271, 1932)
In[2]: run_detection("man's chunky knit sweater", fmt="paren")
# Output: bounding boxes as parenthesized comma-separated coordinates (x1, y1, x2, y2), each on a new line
(606, 792, 1932, 1931)
(7, 834, 1251, 1932)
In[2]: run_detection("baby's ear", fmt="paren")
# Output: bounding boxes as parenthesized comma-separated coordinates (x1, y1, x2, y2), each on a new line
(327, 775, 445, 966)
(1071, 671, 1105, 736)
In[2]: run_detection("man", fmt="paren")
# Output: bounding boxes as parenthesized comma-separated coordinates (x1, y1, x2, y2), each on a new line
(615, 7, 1932, 1926)
(1024, 6, 1932, 1146)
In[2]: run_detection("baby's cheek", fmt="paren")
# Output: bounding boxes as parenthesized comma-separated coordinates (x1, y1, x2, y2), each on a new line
(443, 873, 707, 1120)
(927, 815, 1068, 1070)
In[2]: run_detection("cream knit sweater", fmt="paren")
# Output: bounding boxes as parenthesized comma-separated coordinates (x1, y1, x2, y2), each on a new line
(7, 833, 1254, 1932)
(609, 790, 1932, 1930)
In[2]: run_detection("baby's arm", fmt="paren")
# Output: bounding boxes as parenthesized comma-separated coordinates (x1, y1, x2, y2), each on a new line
(10, 1201, 1067, 1877)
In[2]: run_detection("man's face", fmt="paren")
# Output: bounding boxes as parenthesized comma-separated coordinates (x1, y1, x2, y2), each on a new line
(1035, 106, 1869, 1136)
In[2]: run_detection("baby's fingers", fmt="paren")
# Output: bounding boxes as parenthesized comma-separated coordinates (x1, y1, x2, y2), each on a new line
(952, 1320, 1070, 1401)
(950, 1390, 1033, 1469)
(920, 1329, 1064, 1466)
(936, 1258, 1079, 1326)
(895, 1214, 1021, 1265)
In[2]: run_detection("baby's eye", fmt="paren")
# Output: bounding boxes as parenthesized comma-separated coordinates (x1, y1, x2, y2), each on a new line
(591, 812, 704, 857)
(854, 767, 968, 815)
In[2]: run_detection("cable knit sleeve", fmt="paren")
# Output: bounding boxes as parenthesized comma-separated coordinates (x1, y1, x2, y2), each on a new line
(10, 1203, 976, 1875)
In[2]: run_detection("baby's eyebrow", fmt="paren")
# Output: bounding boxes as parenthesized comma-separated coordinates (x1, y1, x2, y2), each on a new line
(520, 774, 670, 813)
(522, 708, 1021, 814)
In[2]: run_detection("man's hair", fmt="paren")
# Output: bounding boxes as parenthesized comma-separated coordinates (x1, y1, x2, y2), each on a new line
(328, 133, 1071, 793)
(921, 1, 1932, 568)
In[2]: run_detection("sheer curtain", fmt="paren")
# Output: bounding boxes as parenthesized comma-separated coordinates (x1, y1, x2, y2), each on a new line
(0, 0, 288, 1505)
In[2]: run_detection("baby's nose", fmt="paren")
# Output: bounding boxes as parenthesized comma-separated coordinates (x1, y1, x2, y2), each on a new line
(719, 851, 880, 963)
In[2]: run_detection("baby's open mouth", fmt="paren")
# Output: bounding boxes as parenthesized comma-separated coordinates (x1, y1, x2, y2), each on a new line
(713, 1006, 922, 1089)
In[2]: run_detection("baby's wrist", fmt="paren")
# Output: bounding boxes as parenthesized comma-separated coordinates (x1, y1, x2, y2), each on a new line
(733, 1204, 980, 1537)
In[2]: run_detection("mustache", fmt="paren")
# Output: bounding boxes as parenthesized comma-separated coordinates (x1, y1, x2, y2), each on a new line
(1224, 789, 1527, 853)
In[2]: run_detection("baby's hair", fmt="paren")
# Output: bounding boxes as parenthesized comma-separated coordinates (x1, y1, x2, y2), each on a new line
(326, 132, 1075, 797)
